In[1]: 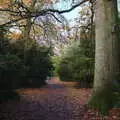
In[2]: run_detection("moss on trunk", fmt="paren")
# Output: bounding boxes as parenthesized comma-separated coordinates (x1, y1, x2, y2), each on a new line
(89, 84, 117, 114)
(89, 0, 119, 114)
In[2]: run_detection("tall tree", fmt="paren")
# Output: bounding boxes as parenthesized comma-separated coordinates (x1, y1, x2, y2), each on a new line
(23, 0, 36, 41)
(89, 0, 120, 113)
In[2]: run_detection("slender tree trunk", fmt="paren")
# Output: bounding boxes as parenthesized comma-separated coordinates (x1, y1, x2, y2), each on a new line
(89, 0, 119, 113)
(24, 19, 32, 41)
(23, 0, 37, 62)
(23, 0, 36, 41)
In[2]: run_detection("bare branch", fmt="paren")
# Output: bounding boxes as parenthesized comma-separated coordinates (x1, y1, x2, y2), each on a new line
(32, 0, 88, 16)
(0, 8, 19, 14)
(0, 17, 27, 27)
(46, 13, 63, 23)
(0, 0, 89, 26)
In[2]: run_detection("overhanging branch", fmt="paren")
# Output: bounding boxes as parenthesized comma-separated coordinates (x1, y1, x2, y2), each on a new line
(32, 0, 88, 16)
(0, 0, 89, 26)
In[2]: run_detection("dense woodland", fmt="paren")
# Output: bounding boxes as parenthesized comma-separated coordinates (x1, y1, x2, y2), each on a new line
(0, 0, 120, 115)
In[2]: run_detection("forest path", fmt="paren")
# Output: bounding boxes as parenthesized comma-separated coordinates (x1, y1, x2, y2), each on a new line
(0, 78, 119, 120)
(0, 78, 91, 120)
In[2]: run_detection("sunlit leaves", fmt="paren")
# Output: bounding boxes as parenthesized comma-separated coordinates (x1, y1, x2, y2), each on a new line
(0, 0, 10, 8)
(23, 0, 32, 6)
(8, 32, 21, 41)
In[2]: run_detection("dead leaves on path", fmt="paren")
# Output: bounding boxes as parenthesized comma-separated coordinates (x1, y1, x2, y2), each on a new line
(0, 80, 120, 120)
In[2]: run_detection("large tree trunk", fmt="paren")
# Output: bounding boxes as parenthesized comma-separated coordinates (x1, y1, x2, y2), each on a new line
(89, 0, 119, 113)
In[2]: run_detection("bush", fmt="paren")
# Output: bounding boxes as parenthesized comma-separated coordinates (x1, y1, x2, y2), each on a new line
(58, 39, 94, 88)
(24, 44, 54, 87)
(0, 34, 54, 89)
(0, 90, 20, 102)
(52, 56, 61, 76)
(0, 54, 26, 90)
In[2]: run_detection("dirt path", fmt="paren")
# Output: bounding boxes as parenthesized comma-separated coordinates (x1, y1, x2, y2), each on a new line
(0, 78, 90, 120)
(0, 78, 119, 120)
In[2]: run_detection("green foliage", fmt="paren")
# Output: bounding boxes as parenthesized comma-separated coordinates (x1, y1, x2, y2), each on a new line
(52, 56, 61, 76)
(58, 28, 95, 87)
(0, 54, 26, 89)
(58, 41, 94, 84)
(0, 27, 54, 89)
(24, 44, 54, 87)
(0, 90, 20, 102)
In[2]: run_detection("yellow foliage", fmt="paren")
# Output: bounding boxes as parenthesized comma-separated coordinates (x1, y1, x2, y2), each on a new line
(8, 32, 21, 40)
(0, 0, 10, 8)
(23, 0, 32, 6)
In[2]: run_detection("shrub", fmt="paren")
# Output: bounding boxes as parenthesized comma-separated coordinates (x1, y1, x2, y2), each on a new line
(0, 35, 54, 88)
(52, 56, 61, 76)
(0, 54, 26, 90)
(58, 39, 94, 88)
(21, 41, 54, 87)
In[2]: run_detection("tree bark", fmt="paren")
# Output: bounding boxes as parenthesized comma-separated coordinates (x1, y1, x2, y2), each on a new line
(90, 0, 119, 113)
(23, 0, 36, 41)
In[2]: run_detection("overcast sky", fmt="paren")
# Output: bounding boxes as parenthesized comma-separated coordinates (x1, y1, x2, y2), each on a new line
(54, 0, 120, 20)
(53, 0, 82, 26)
